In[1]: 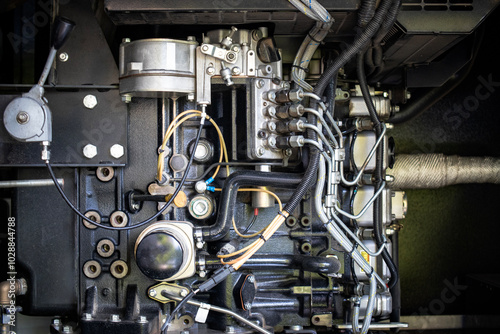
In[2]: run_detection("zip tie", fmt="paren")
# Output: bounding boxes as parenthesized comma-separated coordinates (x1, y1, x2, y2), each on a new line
(259, 234, 268, 242)
(277, 211, 287, 219)
(291, 65, 309, 73)
(307, 32, 324, 44)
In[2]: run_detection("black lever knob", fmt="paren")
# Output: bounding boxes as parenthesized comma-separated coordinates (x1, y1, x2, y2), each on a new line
(51, 16, 75, 50)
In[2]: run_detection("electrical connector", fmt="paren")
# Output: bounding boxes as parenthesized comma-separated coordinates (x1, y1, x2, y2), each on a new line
(197, 264, 235, 292)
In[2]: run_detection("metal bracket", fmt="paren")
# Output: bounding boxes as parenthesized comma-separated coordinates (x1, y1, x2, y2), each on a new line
(200, 43, 238, 64)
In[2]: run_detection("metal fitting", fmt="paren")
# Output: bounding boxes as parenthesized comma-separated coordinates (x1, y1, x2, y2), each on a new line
(59, 52, 69, 62)
(289, 135, 304, 148)
(231, 66, 241, 76)
(220, 62, 234, 86)
(110, 314, 121, 322)
(110, 144, 124, 159)
(83, 95, 98, 109)
(83, 144, 97, 159)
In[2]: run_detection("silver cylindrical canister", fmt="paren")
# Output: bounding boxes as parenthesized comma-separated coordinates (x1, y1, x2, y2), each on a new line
(119, 38, 197, 99)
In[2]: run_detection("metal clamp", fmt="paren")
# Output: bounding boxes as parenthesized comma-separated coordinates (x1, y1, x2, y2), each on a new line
(200, 43, 238, 64)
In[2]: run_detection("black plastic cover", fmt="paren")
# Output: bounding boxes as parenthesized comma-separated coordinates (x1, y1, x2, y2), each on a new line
(136, 232, 183, 280)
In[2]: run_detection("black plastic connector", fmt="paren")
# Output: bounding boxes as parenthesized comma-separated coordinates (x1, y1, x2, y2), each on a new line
(198, 264, 235, 292)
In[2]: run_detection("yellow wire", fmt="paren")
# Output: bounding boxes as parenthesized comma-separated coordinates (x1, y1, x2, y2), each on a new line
(157, 110, 229, 181)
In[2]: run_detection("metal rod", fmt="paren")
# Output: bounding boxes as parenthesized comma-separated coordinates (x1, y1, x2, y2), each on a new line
(335, 322, 408, 330)
(0, 179, 64, 188)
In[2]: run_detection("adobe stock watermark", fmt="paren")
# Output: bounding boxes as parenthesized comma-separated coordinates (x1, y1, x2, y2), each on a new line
(412, 277, 467, 333)
(411, 73, 500, 154)
(7, 0, 71, 54)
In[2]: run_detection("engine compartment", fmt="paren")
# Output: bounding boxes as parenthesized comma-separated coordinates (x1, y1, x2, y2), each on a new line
(1, 1, 500, 333)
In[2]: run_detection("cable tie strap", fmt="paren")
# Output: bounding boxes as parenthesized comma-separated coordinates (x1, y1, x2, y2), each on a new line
(350, 242, 358, 256)
(259, 234, 268, 242)
(159, 149, 165, 153)
(367, 267, 374, 278)
(291, 65, 309, 73)
(308, 33, 324, 44)
(277, 211, 287, 219)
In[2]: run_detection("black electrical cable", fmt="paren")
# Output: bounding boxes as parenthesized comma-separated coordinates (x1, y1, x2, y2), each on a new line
(243, 213, 258, 234)
(357, 52, 399, 290)
(161, 290, 197, 333)
(46, 121, 205, 231)
(357, 0, 377, 29)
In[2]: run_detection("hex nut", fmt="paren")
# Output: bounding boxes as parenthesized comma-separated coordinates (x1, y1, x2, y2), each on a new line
(83, 144, 97, 159)
(83, 95, 98, 109)
(288, 89, 304, 102)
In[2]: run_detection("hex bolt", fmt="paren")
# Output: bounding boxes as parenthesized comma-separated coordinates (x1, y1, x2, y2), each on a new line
(122, 95, 132, 103)
(199, 270, 207, 278)
(187, 93, 195, 102)
(231, 45, 240, 52)
(180, 289, 188, 297)
(226, 326, 235, 333)
(137, 316, 148, 323)
(83, 144, 97, 159)
(122, 38, 131, 43)
(110, 144, 124, 159)
(244, 302, 252, 310)
(284, 148, 293, 157)
(83, 95, 98, 109)
(267, 122, 276, 132)
(268, 136, 277, 148)
(110, 314, 121, 322)
(53, 319, 61, 326)
(232, 67, 241, 75)
(62, 326, 72, 333)
(82, 313, 92, 321)
(206, 67, 216, 75)
(256, 146, 265, 157)
(247, 275, 255, 283)
(59, 52, 68, 62)
(187, 36, 196, 41)
(149, 289, 157, 297)
(385, 175, 395, 182)
(16, 111, 29, 124)
(201, 44, 209, 52)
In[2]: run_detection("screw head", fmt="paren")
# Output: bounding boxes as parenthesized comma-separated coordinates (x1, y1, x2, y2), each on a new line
(199, 270, 207, 278)
(16, 111, 29, 124)
(247, 275, 255, 283)
(201, 44, 209, 52)
(244, 302, 252, 310)
(59, 52, 68, 62)
(268, 136, 276, 148)
(149, 289, 157, 297)
(206, 67, 216, 76)
(256, 79, 265, 89)
(137, 316, 148, 323)
(83, 95, 98, 109)
(83, 144, 97, 159)
(231, 67, 241, 76)
(82, 313, 92, 321)
(284, 148, 293, 157)
(267, 122, 276, 131)
(110, 144, 124, 159)
(180, 289, 188, 297)
(110, 314, 120, 322)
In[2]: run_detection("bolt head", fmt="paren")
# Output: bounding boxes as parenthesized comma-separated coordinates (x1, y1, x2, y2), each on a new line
(137, 316, 148, 323)
(256, 146, 265, 157)
(256, 79, 265, 89)
(83, 95, 98, 109)
(196, 241, 205, 249)
(199, 270, 207, 278)
(53, 319, 61, 325)
(59, 52, 68, 62)
(149, 289, 157, 297)
(206, 67, 216, 76)
(244, 302, 252, 310)
(187, 36, 196, 41)
(268, 136, 276, 148)
(83, 144, 97, 159)
(285, 148, 293, 157)
(110, 314, 120, 322)
(62, 326, 72, 333)
(267, 122, 276, 131)
(122, 38, 131, 43)
(180, 289, 188, 297)
(201, 44, 209, 52)
(231, 67, 241, 76)
(247, 275, 255, 283)
(82, 313, 92, 321)
(16, 111, 29, 124)
(122, 95, 132, 103)
(110, 144, 124, 159)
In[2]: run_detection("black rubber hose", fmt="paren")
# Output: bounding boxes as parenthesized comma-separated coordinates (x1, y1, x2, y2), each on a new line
(201, 171, 303, 241)
(204, 254, 342, 274)
(390, 231, 401, 328)
(358, 0, 377, 29)
(313, 0, 392, 96)
(388, 27, 483, 124)
(357, 52, 399, 290)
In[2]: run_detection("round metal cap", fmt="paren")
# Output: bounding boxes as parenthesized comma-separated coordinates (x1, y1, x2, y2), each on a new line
(136, 232, 184, 280)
